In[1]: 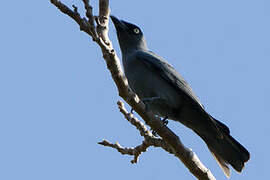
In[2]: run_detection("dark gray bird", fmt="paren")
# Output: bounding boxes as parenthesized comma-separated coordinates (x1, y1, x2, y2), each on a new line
(110, 15, 250, 178)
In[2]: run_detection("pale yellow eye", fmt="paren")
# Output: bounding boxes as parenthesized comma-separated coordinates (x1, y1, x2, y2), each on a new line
(133, 28, 140, 34)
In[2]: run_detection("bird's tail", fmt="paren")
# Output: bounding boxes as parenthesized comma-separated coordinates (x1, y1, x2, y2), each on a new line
(197, 118, 250, 178)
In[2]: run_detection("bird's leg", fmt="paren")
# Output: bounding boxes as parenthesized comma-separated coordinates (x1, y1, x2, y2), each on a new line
(141, 96, 162, 111)
(140, 96, 170, 136)
(130, 97, 162, 114)
(135, 96, 169, 136)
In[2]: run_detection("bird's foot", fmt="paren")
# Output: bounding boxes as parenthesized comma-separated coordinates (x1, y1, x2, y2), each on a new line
(152, 116, 169, 137)
(161, 116, 169, 126)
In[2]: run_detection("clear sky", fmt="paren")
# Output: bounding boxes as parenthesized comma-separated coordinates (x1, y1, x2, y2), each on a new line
(0, 0, 269, 180)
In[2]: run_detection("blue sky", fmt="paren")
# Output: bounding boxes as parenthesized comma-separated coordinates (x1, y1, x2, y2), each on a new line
(0, 0, 269, 179)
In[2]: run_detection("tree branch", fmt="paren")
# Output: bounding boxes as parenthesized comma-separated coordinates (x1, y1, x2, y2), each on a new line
(50, 0, 216, 179)
(98, 101, 176, 164)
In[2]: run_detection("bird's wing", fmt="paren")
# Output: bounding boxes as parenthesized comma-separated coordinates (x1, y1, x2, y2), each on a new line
(135, 50, 204, 109)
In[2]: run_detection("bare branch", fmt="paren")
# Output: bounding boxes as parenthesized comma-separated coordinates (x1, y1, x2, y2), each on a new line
(117, 101, 154, 138)
(50, 0, 92, 36)
(50, 0, 216, 179)
(98, 139, 149, 164)
(99, 101, 170, 164)
(81, 0, 98, 39)
(116, 101, 176, 153)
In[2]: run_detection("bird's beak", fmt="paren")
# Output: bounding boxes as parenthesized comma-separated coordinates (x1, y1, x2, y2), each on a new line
(110, 15, 127, 31)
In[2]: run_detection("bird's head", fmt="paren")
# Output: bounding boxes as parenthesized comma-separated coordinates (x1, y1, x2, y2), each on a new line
(110, 16, 148, 54)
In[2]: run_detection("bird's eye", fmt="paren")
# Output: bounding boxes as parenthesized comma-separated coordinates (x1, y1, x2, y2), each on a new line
(133, 28, 140, 34)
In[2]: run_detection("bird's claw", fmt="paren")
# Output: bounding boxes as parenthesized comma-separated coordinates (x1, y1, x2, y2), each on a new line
(152, 130, 158, 137)
(162, 116, 169, 126)
(151, 116, 169, 137)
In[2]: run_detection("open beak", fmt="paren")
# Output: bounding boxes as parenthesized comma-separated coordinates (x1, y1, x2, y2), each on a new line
(110, 15, 127, 31)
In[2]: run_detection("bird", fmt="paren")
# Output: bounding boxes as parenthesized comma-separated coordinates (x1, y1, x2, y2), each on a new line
(110, 15, 250, 178)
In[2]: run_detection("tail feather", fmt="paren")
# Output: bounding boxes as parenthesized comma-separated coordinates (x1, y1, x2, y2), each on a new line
(211, 152, 231, 178)
(197, 117, 250, 178)
(213, 118, 250, 166)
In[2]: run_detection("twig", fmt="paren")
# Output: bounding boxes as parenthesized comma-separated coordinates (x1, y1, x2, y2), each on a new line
(81, 0, 98, 39)
(98, 139, 149, 164)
